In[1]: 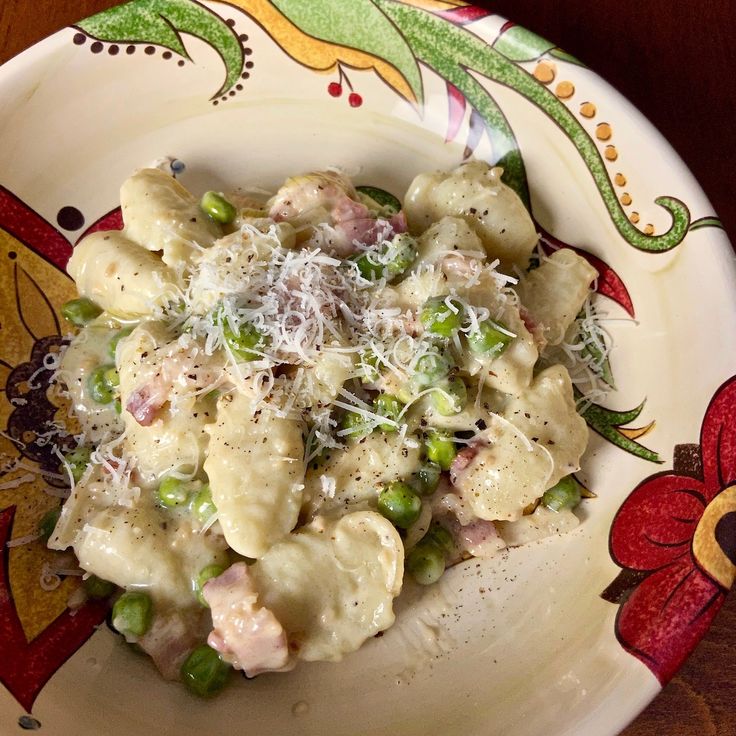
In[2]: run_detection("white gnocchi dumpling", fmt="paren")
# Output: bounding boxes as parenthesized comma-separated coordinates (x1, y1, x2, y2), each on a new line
(121, 168, 222, 270)
(451, 415, 554, 522)
(117, 323, 217, 484)
(503, 365, 589, 488)
(50, 471, 228, 607)
(517, 249, 598, 345)
(67, 231, 179, 318)
(404, 161, 538, 270)
(303, 432, 421, 516)
(251, 511, 403, 662)
(413, 215, 486, 269)
(204, 390, 305, 559)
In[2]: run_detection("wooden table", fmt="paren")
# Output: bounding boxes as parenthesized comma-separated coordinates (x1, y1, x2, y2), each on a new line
(1, 2, 734, 734)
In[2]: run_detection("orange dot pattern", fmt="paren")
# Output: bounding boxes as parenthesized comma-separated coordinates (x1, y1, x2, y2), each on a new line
(533, 61, 556, 84)
(533, 56, 657, 235)
(555, 81, 575, 99)
(580, 102, 596, 118)
(596, 123, 612, 140)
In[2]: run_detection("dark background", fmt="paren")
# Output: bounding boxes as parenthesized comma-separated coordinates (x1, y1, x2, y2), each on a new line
(1, 1, 734, 734)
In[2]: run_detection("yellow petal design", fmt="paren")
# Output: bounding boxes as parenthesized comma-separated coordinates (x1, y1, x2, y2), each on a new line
(693, 485, 736, 589)
(619, 420, 656, 441)
(0, 230, 77, 640)
(222, 0, 420, 102)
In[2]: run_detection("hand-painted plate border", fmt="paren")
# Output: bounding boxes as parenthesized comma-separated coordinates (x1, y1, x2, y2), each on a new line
(0, 1, 733, 734)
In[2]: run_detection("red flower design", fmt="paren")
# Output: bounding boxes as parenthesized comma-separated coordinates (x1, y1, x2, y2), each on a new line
(604, 376, 736, 683)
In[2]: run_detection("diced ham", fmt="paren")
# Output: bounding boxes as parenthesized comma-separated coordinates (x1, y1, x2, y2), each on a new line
(389, 211, 407, 234)
(125, 385, 166, 426)
(445, 515, 506, 559)
(204, 562, 293, 677)
(331, 197, 399, 253)
(519, 306, 546, 349)
(331, 195, 371, 224)
(450, 442, 482, 479)
(269, 172, 357, 222)
(124, 335, 222, 426)
(137, 609, 210, 680)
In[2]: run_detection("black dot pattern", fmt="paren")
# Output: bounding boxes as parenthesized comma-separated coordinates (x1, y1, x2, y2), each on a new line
(72, 17, 254, 108)
(56, 206, 85, 231)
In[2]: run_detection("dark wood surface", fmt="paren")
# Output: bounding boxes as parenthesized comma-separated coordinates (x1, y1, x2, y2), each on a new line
(1, 2, 734, 735)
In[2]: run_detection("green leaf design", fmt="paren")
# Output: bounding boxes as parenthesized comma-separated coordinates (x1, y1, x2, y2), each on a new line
(76, 0, 244, 98)
(549, 47, 585, 66)
(492, 25, 555, 62)
(271, 0, 423, 105)
(576, 390, 662, 463)
(580, 339, 615, 389)
(689, 216, 724, 232)
(373, 0, 528, 206)
(493, 26, 585, 68)
(374, 1, 691, 252)
(575, 310, 615, 388)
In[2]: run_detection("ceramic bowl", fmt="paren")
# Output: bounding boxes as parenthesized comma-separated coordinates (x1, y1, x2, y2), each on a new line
(0, 2, 734, 735)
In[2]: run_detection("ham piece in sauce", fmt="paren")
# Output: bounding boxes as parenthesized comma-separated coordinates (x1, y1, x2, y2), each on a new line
(203, 562, 293, 677)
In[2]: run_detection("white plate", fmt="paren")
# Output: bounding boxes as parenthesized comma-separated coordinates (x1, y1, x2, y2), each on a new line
(0, 2, 734, 735)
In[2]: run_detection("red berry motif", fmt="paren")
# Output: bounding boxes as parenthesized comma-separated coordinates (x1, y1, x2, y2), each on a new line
(348, 92, 363, 108)
(328, 82, 342, 97)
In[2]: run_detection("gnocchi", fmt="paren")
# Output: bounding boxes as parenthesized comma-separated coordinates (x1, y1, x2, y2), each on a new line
(49, 162, 599, 695)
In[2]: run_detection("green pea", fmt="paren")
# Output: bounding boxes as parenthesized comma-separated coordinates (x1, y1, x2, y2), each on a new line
(384, 233, 417, 278)
(195, 564, 226, 606)
(341, 411, 371, 439)
(406, 540, 446, 585)
(108, 326, 135, 360)
(222, 320, 269, 361)
(542, 475, 582, 512)
(88, 364, 117, 404)
(424, 523, 455, 556)
(353, 235, 417, 282)
(420, 297, 463, 337)
(431, 377, 468, 416)
(355, 185, 401, 214)
(373, 394, 403, 432)
(377, 481, 422, 529)
(112, 591, 153, 638)
(354, 251, 384, 281)
(424, 431, 457, 471)
(84, 575, 115, 600)
(201, 191, 236, 225)
(62, 446, 92, 483)
(157, 475, 189, 508)
(413, 462, 441, 496)
(467, 319, 514, 356)
(61, 297, 102, 326)
(191, 484, 217, 524)
(103, 367, 120, 388)
(181, 644, 231, 698)
(358, 348, 381, 384)
(38, 507, 60, 541)
(411, 350, 451, 389)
